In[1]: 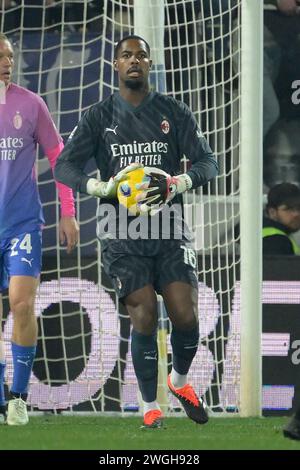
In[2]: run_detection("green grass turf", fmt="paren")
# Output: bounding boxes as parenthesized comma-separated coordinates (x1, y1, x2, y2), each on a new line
(0, 416, 300, 450)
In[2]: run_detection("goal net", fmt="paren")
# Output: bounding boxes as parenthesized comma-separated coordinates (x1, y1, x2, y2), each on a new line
(1, 0, 253, 416)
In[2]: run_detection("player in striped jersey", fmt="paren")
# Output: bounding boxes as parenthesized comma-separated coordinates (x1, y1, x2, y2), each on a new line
(55, 35, 218, 428)
(0, 33, 79, 425)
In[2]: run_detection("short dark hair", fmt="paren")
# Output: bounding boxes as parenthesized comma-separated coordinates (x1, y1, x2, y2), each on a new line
(114, 35, 150, 59)
(267, 183, 300, 209)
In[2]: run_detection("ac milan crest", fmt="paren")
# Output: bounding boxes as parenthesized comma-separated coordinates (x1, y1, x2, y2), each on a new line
(161, 119, 170, 134)
(13, 111, 22, 130)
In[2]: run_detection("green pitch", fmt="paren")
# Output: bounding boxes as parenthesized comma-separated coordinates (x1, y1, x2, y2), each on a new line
(0, 416, 299, 450)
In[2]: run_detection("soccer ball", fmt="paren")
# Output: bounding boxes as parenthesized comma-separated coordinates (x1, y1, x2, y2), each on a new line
(117, 167, 150, 215)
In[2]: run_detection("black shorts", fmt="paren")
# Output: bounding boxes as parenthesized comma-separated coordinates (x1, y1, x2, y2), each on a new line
(101, 239, 198, 300)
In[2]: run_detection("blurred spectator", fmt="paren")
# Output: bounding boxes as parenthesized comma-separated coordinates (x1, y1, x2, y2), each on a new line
(0, 1, 58, 33)
(201, 0, 238, 83)
(0, 1, 21, 32)
(264, 119, 300, 187)
(64, 1, 103, 33)
(21, 0, 56, 30)
(263, 0, 300, 190)
(263, 23, 281, 140)
(1, 1, 103, 33)
(263, 182, 300, 255)
(264, 0, 300, 139)
(165, 0, 201, 104)
(277, 0, 300, 15)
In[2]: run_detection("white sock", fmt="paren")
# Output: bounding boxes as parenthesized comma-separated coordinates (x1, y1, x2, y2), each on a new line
(170, 368, 187, 388)
(143, 400, 160, 414)
(0, 340, 5, 363)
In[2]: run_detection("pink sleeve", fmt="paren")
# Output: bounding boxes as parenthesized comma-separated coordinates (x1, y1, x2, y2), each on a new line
(47, 142, 76, 217)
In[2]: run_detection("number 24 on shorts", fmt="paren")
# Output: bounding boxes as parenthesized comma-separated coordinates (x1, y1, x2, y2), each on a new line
(10, 233, 32, 257)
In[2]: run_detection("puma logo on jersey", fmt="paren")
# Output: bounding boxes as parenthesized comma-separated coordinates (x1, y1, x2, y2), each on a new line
(105, 125, 118, 135)
(21, 257, 34, 267)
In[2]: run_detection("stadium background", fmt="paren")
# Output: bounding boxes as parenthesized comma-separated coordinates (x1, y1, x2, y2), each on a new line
(1, 0, 299, 423)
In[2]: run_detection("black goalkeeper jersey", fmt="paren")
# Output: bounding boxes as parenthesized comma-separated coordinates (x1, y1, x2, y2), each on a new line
(55, 91, 218, 240)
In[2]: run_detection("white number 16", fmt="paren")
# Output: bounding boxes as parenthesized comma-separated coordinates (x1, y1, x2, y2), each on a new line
(180, 245, 197, 268)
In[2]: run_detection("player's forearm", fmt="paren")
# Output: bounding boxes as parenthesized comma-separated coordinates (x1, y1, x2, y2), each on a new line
(54, 180, 76, 217)
(47, 143, 76, 216)
(54, 149, 90, 194)
(186, 156, 219, 189)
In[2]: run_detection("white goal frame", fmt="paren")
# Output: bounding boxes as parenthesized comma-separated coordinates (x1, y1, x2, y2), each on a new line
(0, 0, 263, 417)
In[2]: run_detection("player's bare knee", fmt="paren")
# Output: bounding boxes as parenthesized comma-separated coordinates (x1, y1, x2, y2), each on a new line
(172, 316, 198, 332)
(10, 299, 34, 319)
(125, 289, 157, 310)
(169, 303, 197, 325)
(125, 293, 158, 334)
(131, 310, 158, 335)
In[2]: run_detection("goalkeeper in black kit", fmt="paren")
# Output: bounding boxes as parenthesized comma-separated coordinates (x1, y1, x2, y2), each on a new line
(55, 35, 218, 428)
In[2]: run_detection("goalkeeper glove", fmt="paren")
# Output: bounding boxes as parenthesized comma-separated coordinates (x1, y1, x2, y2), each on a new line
(136, 167, 192, 213)
(86, 163, 143, 198)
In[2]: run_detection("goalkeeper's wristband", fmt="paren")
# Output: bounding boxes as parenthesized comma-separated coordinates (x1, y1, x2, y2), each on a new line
(175, 173, 193, 194)
(86, 178, 108, 197)
(86, 164, 144, 198)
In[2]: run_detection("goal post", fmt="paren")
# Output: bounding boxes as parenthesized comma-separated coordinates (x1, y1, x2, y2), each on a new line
(240, 0, 263, 417)
(0, 0, 263, 417)
(134, 0, 166, 94)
